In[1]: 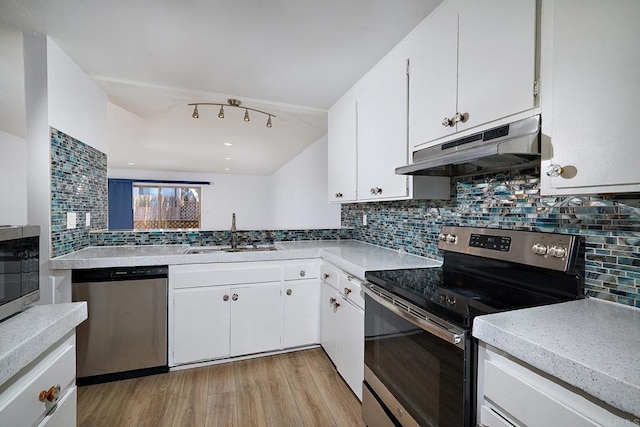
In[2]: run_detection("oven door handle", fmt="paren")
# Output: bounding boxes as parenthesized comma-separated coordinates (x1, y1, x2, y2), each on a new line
(363, 285, 466, 350)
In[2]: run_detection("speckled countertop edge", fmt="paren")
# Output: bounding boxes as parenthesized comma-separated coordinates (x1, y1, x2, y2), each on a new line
(0, 302, 87, 386)
(472, 298, 640, 417)
(49, 240, 442, 280)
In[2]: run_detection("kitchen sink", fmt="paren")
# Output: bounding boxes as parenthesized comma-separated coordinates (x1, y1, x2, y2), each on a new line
(187, 245, 278, 254)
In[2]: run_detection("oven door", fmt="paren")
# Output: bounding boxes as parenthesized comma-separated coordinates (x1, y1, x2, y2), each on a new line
(363, 286, 474, 427)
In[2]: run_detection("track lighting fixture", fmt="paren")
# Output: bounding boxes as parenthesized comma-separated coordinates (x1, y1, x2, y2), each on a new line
(189, 99, 275, 128)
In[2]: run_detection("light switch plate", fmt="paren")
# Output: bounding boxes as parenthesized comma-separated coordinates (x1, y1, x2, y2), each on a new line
(67, 212, 76, 229)
(86, 212, 91, 227)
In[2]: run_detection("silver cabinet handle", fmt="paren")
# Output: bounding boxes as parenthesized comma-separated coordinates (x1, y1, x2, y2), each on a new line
(223, 294, 229, 301)
(369, 187, 382, 195)
(286, 289, 292, 296)
(344, 287, 352, 295)
(333, 301, 340, 309)
(453, 112, 468, 123)
(329, 297, 336, 304)
(323, 273, 330, 280)
(232, 293, 238, 301)
(299, 270, 306, 277)
(442, 117, 454, 127)
(334, 192, 343, 198)
(546, 163, 564, 177)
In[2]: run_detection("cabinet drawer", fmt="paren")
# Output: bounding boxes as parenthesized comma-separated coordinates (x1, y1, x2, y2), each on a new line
(339, 273, 364, 310)
(484, 360, 599, 427)
(284, 261, 320, 281)
(320, 263, 341, 289)
(0, 336, 75, 427)
(172, 263, 282, 289)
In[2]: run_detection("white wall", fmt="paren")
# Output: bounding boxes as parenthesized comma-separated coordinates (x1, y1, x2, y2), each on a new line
(0, 130, 28, 225)
(269, 134, 340, 229)
(23, 34, 107, 304)
(47, 39, 108, 152)
(108, 168, 271, 230)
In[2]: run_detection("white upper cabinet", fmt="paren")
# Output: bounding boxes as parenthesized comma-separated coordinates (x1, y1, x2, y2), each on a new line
(540, 0, 640, 195)
(327, 88, 358, 203)
(457, 0, 537, 132)
(409, 0, 537, 149)
(357, 43, 412, 201)
(407, 0, 459, 148)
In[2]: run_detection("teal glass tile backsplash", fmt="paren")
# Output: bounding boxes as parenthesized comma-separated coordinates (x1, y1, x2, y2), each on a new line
(50, 128, 107, 257)
(341, 169, 640, 307)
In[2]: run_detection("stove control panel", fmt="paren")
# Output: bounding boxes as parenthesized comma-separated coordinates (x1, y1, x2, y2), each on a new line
(439, 226, 582, 273)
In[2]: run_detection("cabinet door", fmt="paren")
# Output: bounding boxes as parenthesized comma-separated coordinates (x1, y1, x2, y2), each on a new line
(357, 44, 411, 201)
(283, 279, 320, 348)
(457, 0, 537, 132)
(173, 287, 230, 364)
(336, 297, 365, 401)
(230, 282, 282, 356)
(542, 0, 640, 194)
(320, 281, 338, 364)
(407, 0, 459, 149)
(328, 88, 358, 203)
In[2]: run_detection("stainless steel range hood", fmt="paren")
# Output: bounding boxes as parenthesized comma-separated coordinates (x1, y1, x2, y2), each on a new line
(396, 115, 540, 177)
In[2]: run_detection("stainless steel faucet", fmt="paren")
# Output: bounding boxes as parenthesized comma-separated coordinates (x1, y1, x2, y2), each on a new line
(231, 213, 238, 249)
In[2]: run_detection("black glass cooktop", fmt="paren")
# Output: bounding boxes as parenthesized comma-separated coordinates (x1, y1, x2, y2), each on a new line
(365, 252, 582, 329)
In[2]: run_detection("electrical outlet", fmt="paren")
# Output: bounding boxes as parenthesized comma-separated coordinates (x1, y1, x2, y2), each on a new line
(363, 214, 368, 226)
(86, 212, 91, 227)
(67, 212, 76, 229)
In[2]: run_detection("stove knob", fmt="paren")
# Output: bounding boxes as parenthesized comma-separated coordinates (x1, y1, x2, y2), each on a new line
(531, 243, 548, 256)
(446, 297, 456, 306)
(548, 246, 567, 258)
(445, 234, 457, 243)
(439, 233, 447, 242)
(439, 294, 447, 303)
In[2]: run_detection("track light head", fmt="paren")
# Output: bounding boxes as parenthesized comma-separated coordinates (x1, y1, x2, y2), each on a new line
(244, 109, 250, 122)
(218, 105, 224, 119)
(192, 105, 199, 119)
(266, 115, 272, 128)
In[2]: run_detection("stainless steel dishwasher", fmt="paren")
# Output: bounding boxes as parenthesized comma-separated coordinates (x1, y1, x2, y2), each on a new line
(72, 265, 168, 385)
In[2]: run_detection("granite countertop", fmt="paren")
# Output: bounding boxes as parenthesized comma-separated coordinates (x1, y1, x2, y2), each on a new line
(0, 302, 87, 386)
(473, 298, 640, 417)
(49, 240, 441, 280)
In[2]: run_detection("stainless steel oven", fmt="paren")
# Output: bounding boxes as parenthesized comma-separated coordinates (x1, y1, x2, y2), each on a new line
(363, 285, 472, 426)
(0, 225, 40, 322)
(363, 226, 585, 427)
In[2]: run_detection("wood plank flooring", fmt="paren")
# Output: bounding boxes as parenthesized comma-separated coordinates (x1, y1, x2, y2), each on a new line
(77, 348, 365, 427)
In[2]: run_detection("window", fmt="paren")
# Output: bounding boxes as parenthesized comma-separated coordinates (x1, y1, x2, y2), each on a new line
(133, 184, 201, 230)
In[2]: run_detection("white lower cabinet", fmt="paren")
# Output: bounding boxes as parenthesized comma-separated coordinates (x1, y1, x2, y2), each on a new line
(335, 294, 365, 401)
(478, 342, 634, 426)
(0, 334, 77, 427)
(173, 286, 231, 364)
(283, 278, 320, 348)
(320, 262, 365, 401)
(170, 260, 321, 367)
(230, 282, 282, 356)
(320, 281, 339, 363)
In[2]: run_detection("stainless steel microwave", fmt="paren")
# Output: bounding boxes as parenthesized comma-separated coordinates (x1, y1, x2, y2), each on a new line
(0, 225, 40, 322)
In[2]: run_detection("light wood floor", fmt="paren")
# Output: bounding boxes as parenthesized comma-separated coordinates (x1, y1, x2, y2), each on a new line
(77, 348, 365, 427)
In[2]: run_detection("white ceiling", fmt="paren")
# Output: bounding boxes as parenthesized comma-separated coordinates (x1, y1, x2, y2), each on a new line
(0, 0, 442, 174)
